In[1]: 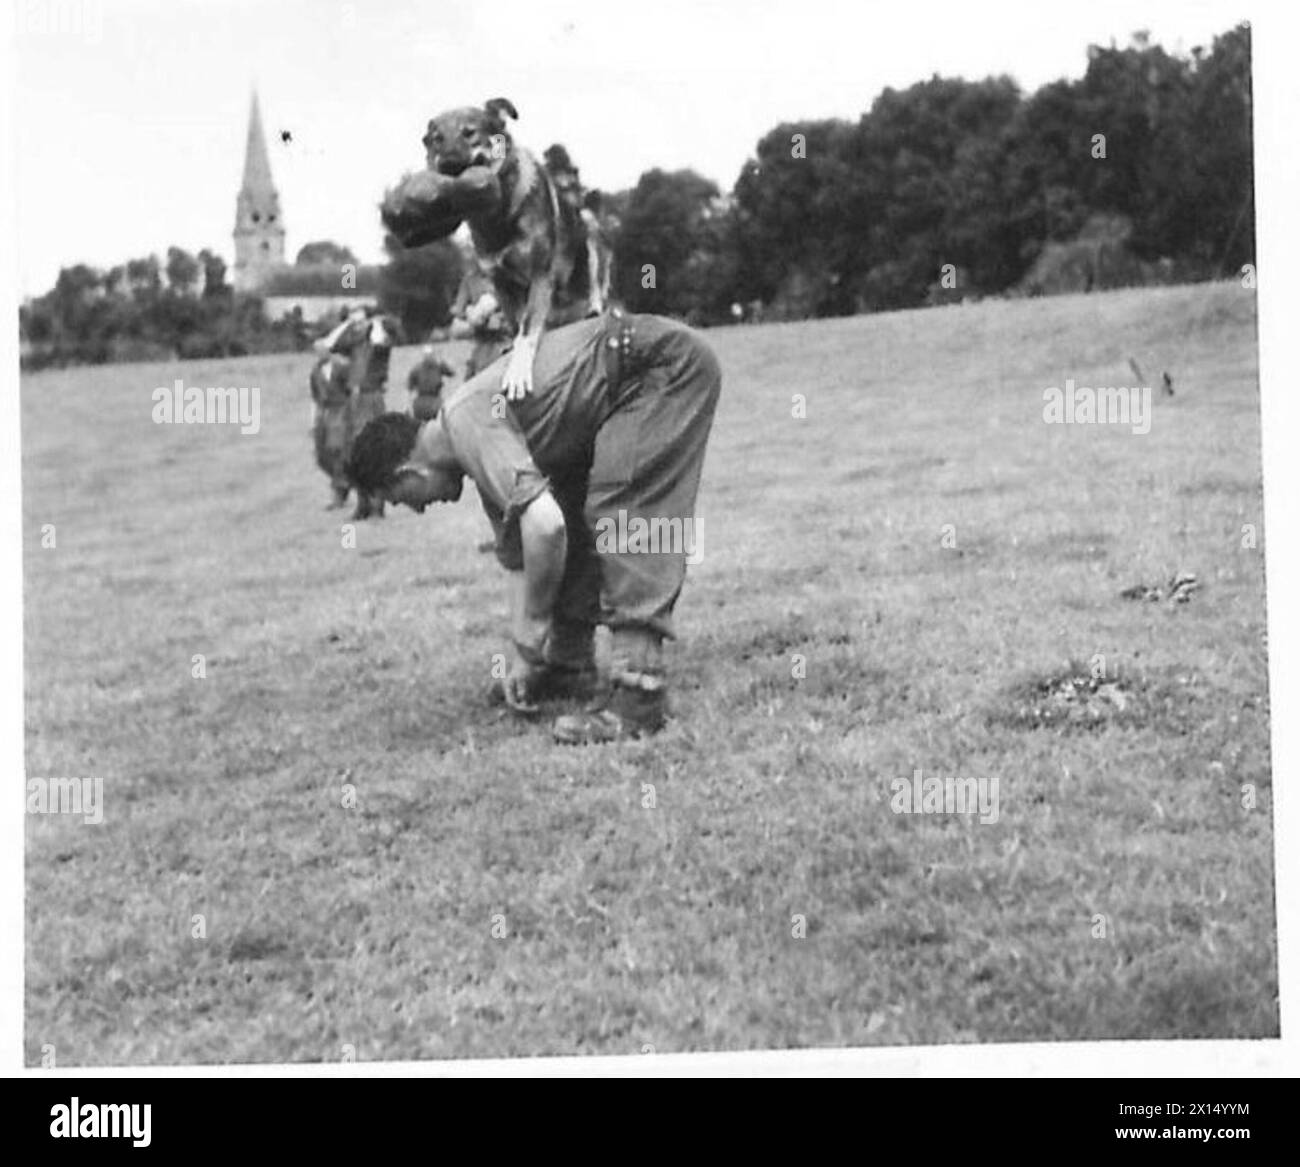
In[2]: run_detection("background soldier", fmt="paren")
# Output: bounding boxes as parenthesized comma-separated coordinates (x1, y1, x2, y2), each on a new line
(407, 343, 457, 422)
(449, 263, 511, 379)
(320, 307, 404, 520)
(309, 350, 354, 509)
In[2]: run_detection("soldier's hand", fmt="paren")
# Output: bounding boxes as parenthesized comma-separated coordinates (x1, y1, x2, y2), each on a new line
(503, 654, 543, 715)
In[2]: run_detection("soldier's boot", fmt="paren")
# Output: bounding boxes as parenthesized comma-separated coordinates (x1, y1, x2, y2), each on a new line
(552, 630, 666, 744)
(351, 491, 385, 521)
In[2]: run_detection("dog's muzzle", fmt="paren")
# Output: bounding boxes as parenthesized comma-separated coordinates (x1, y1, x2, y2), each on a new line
(432, 145, 492, 176)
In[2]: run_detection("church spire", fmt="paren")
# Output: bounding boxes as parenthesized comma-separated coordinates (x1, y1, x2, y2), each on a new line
(232, 88, 286, 292)
(241, 89, 275, 192)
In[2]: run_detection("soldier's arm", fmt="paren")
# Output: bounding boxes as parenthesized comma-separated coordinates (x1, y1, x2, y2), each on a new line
(450, 277, 471, 318)
(321, 317, 357, 354)
(508, 489, 567, 661)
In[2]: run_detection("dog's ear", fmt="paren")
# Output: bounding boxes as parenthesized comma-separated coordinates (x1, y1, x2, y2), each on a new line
(485, 97, 518, 123)
(421, 120, 437, 150)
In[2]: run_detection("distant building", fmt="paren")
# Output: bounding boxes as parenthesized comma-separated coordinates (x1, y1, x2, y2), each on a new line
(262, 293, 373, 324)
(232, 90, 287, 293)
(259, 262, 383, 325)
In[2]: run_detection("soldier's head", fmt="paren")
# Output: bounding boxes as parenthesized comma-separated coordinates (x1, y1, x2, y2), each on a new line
(348, 412, 463, 512)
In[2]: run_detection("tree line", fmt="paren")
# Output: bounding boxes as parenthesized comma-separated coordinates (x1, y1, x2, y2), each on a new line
(612, 23, 1252, 323)
(20, 23, 1252, 367)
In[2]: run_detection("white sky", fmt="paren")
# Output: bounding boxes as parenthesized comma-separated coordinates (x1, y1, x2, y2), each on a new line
(9, 0, 1252, 297)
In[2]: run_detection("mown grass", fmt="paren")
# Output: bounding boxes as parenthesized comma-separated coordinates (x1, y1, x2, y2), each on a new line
(23, 281, 1275, 1064)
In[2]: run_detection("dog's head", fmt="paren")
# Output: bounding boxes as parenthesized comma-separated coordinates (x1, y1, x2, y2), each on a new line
(422, 98, 517, 176)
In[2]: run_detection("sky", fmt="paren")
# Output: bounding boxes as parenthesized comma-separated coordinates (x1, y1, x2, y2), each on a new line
(8, 0, 1253, 297)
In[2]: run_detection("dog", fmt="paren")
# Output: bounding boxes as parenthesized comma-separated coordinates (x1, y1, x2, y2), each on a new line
(421, 97, 609, 399)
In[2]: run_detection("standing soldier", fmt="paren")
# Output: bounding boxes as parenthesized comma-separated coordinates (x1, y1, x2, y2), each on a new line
(309, 349, 354, 509)
(407, 343, 457, 422)
(321, 307, 404, 520)
(544, 144, 612, 315)
(449, 262, 511, 379)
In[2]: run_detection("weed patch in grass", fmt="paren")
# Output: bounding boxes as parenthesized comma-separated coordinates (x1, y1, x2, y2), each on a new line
(1120, 572, 1200, 604)
(992, 661, 1224, 735)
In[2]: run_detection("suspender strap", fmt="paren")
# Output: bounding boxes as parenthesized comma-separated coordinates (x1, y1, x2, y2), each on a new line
(602, 308, 637, 388)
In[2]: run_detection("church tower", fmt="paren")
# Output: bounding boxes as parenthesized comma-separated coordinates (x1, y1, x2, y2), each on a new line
(232, 91, 286, 292)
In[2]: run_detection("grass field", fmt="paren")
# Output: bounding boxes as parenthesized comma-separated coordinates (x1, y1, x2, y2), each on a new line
(23, 281, 1276, 1064)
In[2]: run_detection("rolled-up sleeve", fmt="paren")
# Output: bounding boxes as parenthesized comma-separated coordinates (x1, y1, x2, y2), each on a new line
(442, 395, 551, 560)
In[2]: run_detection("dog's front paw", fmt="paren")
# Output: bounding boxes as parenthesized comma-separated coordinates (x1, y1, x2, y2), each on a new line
(500, 341, 535, 400)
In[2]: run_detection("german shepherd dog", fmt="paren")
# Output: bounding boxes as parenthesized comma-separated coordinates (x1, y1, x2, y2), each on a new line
(422, 97, 610, 399)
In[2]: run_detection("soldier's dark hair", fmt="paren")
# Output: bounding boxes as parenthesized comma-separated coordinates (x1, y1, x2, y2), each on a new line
(347, 412, 422, 492)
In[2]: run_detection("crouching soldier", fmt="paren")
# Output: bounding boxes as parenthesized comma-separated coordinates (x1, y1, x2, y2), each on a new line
(407, 343, 457, 422)
(347, 310, 721, 743)
(309, 351, 354, 509)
